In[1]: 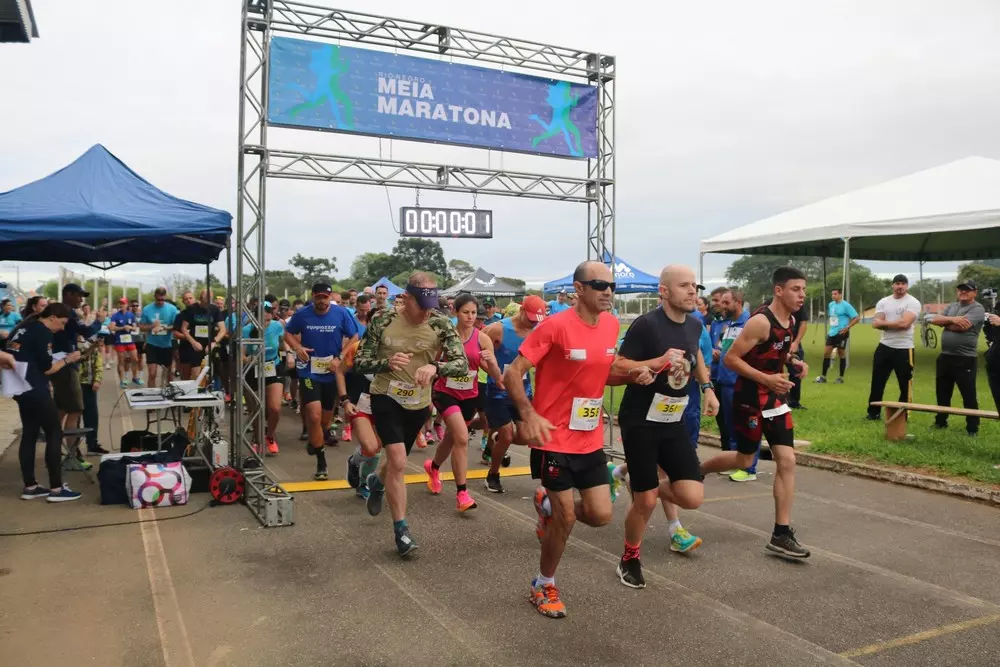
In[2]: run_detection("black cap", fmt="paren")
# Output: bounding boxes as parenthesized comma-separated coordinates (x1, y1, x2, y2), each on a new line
(696, 283, 706, 291)
(892, 274, 908, 284)
(63, 282, 90, 297)
(957, 279, 979, 291)
(482, 296, 496, 306)
(278, 298, 291, 307)
(311, 282, 333, 295)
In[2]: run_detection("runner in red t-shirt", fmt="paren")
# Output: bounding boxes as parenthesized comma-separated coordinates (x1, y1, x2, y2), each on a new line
(699, 267, 811, 558)
(505, 261, 654, 619)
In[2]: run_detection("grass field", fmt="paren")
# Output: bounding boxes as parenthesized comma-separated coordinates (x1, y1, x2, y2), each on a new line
(605, 318, 1000, 486)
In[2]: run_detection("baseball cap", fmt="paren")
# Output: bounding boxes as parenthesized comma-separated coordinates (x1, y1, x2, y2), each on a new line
(482, 296, 496, 307)
(263, 300, 273, 311)
(476, 306, 487, 320)
(63, 283, 90, 297)
(558, 289, 567, 295)
(311, 282, 333, 295)
(521, 295, 546, 322)
(119, 297, 128, 304)
(278, 298, 291, 308)
(892, 274, 909, 284)
(957, 279, 979, 291)
(696, 283, 706, 291)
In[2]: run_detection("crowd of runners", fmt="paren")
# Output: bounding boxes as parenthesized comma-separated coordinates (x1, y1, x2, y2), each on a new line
(7, 262, 813, 618)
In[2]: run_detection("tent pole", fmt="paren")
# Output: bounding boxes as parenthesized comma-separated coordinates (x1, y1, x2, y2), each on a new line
(699, 252, 704, 291)
(226, 243, 234, 464)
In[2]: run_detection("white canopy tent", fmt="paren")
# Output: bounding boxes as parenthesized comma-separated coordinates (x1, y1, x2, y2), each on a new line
(700, 156, 1000, 315)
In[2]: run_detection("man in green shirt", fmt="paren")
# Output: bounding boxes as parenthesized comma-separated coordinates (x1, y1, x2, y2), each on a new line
(354, 272, 469, 556)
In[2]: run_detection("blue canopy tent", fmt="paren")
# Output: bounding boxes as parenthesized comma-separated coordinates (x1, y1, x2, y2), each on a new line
(542, 253, 660, 294)
(370, 276, 403, 296)
(0, 144, 232, 269)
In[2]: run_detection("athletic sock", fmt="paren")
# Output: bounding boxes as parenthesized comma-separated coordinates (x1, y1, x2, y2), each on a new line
(839, 358, 847, 377)
(535, 573, 555, 587)
(667, 519, 682, 536)
(359, 455, 378, 480)
(623, 540, 641, 561)
(393, 518, 407, 534)
(456, 483, 467, 492)
(431, 461, 441, 471)
(541, 496, 552, 516)
(773, 523, 791, 536)
(821, 358, 831, 376)
(316, 450, 327, 468)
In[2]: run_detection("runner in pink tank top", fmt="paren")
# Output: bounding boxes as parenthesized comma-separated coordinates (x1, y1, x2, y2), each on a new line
(424, 294, 503, 512)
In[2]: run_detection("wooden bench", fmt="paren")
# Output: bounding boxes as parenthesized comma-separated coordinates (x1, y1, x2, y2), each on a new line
(870, 401, 1000, 440)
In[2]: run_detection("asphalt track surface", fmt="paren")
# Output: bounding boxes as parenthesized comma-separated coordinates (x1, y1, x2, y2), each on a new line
(2, 380, 1000, 666)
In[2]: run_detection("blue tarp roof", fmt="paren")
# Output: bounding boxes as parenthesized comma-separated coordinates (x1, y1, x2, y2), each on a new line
(370, 276, 403, 296)
(0, 144, 232, 268)
(543, 253, 660, 294)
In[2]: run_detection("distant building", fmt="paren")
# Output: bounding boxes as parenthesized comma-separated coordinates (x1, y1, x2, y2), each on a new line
(0, 0, 38, 43)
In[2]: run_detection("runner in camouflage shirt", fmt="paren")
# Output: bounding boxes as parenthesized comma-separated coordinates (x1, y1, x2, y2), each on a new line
(352, 272, 469, 557)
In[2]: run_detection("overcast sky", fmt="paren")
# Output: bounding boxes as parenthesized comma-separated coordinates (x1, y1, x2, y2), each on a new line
(3, 0, 999, 292)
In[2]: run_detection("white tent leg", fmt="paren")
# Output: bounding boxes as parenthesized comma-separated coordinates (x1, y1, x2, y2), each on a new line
(843, 238, 851, 369)
(698, 252, 705, 290)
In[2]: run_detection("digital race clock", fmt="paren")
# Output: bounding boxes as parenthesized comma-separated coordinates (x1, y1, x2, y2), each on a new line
(399, 207, 493, 239)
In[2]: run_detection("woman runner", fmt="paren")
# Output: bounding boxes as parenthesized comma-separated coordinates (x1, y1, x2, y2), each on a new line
(242, 301, 285, 455)
(341, 339, 382, 499)
(422, 294, 503, 512)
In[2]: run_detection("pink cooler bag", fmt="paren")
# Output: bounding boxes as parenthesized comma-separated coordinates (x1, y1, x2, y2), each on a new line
(125, 462, 192, 509)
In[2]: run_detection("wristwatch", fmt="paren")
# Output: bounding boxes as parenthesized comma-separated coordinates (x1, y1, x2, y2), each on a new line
(700, 382, 714, 393)
(339, 394, 350, 403)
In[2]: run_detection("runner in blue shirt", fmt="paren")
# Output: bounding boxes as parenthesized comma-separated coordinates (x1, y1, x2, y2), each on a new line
(243, 301, 286, 456)
(482, 297, 503, 326)
(817, 288, 860, 384)
(284, 282, 360, 480)
(139, 287, 179, 388)
(547, 291, 570, 315)
(0, 298, 22, 349)
(110, 298, 141, 387)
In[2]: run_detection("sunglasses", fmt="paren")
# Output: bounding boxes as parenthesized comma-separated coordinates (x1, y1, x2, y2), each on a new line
(579, 279, 617, 293)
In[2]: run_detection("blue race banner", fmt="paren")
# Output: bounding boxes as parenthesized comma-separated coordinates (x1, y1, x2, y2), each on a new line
(267, 37, 598, 159)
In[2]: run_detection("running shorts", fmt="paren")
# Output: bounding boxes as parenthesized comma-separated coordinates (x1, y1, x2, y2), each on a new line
(348, 392, 374, 423)
(485, 398, 521, 428)
(102, 333, 115, 346)
(620, 423, 702, 492)
(825, 332, 849, 349)
(476, 382, 488, 411)
(299, 377, 336, 411)
(433, 391, 477, 423)
(135, 340, 145, 355)
(530, 449, 608, 493)
(246, 360, 285, 387)
(369, 393, 430, 454)
(51, 365, 84, 413)
(114, 343, 137, 352)
(177, 343, 205, 367)
(145, 345, 174, 368)
(733, 402, 794, 454)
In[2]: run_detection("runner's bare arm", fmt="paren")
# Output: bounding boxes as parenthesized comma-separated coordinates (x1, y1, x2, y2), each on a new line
(478, 331, 503, 383)
(504, 354, 536, 417)
(724, 314, 793, 393)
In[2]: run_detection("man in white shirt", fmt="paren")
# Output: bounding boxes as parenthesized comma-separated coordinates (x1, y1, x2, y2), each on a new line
(866, 274, 922, 420)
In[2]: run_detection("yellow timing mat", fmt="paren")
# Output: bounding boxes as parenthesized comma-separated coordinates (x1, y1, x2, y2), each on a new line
(279, 466, 532, 494)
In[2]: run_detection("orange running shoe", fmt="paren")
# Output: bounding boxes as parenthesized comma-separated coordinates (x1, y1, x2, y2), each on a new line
(533, 487, 551, 542)
(415, 432, 427, 449)
(423, 459, 442, 494)
(529, 581, 567, 619)
(342, 423, 353, 442)
(456, 489, 477, 512)
(265, 436, 279, 456)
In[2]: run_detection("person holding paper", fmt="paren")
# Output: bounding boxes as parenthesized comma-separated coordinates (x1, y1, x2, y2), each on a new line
(7, 302, 83, 503)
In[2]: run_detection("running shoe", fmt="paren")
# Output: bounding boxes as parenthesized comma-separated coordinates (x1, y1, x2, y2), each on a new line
(484, 473, 504, 494)
(324, 428, 338, 447)
(616, 557, 646, 589)
(834, 377, 844, 385)
(290, 399, 298, 411)
(86, 446, 111, 456)
(356, 482, 370, 500)
(480, 433, 488, 451)
(313, 466, 328, 481)
(766, 529, 810, 558)
(133, 377, 145, 386)
(342, 423, 352, 442)
(729, 470, 757, 482)
(47, 485, 82, 503)
(75, 458, 93, 471)
(501, 454, 512, 468)
(283, 392, 292, 404)
(670, 527, 703, 553)
(423, 459, 442, 494)
(21, 486, 51, 500)
(299, 428, 309, 441)
(814, 376, 827, 384)
(607, 462, 622, 503)
(365, 473, 384, 516)
(265, 436, 279, 456)
(456, 489, 477, 512)
(415, 432, 428, 449)
(395, 528, 419, 557)
(480, 448, 491, 466)
(533, 487, 551, 541)
(422, 429, 435, 445)
(529, 580, 566, 619)
(346, 455, 361, 489)
(434, 423, 446, 443)
(119, 380, 128, 389)
(717, 470, 739, 476)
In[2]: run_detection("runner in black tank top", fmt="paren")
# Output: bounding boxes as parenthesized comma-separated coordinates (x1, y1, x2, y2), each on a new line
(698, 268, 812, 559)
